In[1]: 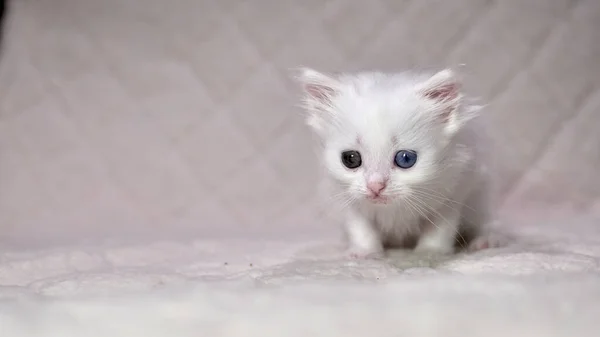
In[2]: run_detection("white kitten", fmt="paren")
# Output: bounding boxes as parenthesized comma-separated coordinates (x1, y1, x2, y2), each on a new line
(295, 67, 502, 258)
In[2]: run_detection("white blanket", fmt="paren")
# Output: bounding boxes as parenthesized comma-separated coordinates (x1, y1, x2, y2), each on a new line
(2, 214, 600, 336)
(1, 1, 599, 336)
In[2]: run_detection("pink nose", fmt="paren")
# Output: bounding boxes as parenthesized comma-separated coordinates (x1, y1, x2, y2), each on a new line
(367, 181, 387, 195)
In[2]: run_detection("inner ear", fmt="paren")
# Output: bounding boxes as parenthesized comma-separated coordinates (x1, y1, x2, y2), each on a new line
(423, 82, 459, 102)
(305, 82, 336, 104)
(295, 67, 340, 106)
(293, 67, 342, 135)
(420, 69, 460, 102)
(418, 69, 462, 123)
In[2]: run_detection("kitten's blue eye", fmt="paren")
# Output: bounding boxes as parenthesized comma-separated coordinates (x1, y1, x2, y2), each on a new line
(394, 150, 418, 169)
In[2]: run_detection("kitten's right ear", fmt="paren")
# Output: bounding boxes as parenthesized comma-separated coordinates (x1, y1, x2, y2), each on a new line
(293, 67, 340, 133)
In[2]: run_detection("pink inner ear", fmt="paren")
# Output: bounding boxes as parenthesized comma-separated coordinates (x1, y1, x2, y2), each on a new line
(305, 83, 335, 102)
(423, 82, 460, 123)
(423, 83, 459, 102)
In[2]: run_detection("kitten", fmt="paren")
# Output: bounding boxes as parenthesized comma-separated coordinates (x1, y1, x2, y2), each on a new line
(295, 67, 503, 258)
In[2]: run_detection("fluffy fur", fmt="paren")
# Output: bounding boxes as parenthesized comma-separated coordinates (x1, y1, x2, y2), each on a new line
(295, 67, 500, 258)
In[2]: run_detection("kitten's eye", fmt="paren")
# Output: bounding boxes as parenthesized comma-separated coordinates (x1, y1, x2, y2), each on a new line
(341, 150, 362, 169)
(394, 150, 418, 169)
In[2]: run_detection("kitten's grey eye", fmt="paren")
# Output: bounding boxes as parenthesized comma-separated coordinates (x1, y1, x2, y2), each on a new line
(341, 150, 362, 169)
(394, 150, 417, 169)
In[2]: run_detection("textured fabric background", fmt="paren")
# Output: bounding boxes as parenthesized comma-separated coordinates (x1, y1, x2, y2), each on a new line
(0, 0, 599, 246)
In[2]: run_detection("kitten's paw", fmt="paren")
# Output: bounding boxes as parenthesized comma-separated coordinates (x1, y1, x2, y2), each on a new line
(346, 247, 385, 260)
(468, 233, 508, 252)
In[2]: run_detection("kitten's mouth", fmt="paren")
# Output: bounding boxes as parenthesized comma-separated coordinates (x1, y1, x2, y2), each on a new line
(366, 194, 390, 204)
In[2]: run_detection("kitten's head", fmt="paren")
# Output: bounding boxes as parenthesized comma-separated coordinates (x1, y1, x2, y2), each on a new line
(294, 68, 479, 205)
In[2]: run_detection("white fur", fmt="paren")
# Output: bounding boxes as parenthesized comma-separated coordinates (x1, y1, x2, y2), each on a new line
(295, 68, 495, 257)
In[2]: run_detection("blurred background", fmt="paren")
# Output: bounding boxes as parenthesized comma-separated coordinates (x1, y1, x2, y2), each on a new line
(0, 0, 598, 247)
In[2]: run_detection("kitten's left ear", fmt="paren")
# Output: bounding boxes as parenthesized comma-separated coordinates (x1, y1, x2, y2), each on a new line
(418, 69, 472, 133)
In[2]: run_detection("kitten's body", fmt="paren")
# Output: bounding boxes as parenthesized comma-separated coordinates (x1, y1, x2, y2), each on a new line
(343, 116, 491, 256)
(296, 68, 501, 257)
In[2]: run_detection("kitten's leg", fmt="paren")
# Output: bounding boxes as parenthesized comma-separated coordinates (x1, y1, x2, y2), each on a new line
(461, 184, 508, 252)
(344, 208, 384, 259)
(414, 204, 461, 255)
(468, 231, 508, 251)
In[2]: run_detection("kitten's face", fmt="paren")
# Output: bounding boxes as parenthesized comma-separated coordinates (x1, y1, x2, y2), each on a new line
(322, 86, 445, 205)
(296, 69, 472, 206)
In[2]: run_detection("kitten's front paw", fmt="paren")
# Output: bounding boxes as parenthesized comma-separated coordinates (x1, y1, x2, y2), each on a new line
(346, 247, 385, 260)
(468, 233, 508, 252)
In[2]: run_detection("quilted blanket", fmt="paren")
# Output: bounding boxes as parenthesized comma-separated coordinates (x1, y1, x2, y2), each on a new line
(1, 0, 599, 336)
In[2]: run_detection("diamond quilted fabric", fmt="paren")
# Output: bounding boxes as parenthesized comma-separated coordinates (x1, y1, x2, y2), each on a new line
(0, 0, 600, 336)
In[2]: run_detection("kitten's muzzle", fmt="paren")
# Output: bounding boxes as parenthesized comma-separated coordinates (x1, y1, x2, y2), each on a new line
(366, 180, 387, 197)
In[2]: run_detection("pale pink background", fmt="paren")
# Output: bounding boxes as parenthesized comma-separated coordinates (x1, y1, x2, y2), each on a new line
(0, 0, 599, 247)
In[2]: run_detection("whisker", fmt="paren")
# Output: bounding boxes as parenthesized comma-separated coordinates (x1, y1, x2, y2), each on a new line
(408, 195, 467, 249)
(399, 196, 419, 223)
(411, 189, 477, 214)
(404, 196, 445, 242)
(405, 185, 478, 212)
(326, 187, 359, 211)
